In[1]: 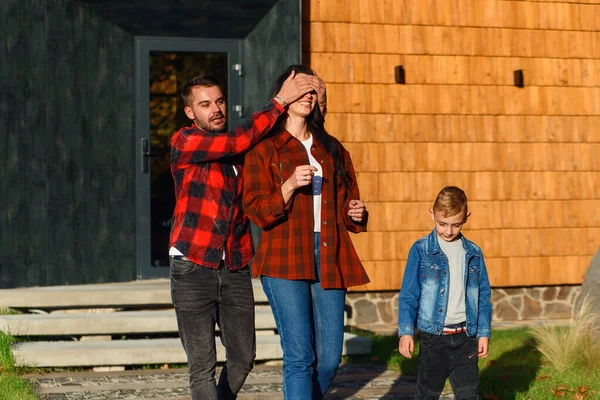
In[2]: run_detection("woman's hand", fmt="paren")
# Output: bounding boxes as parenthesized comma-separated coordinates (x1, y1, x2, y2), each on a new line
(281, 165, 318, 204)
(288, 165, 318, 189)
(348, 199, 366, 222)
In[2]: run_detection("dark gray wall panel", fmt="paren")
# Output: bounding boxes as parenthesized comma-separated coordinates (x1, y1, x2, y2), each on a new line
(0, 0, 136, 288)
(243, 0, 301, 113)
(242, 0, 301, 251)
(78, 0, 278, 39)
(0, 0, 49, 288)
(44, 0, 136, 286)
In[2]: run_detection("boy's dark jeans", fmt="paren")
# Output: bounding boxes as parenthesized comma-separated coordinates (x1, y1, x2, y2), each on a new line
(170, 259, 256, 400)
(417, 331, 479, 400)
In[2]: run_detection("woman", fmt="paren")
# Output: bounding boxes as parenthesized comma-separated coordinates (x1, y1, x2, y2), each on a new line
(242, 65, 370, 399)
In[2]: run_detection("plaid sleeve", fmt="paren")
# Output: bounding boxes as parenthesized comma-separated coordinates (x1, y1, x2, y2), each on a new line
(242, 145, 291, 230)
(339, 146, 368, 233)
(173, 100, 284, 168)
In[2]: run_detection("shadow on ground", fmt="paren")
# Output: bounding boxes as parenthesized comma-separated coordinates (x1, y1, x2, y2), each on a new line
(478, 338, 541, 400)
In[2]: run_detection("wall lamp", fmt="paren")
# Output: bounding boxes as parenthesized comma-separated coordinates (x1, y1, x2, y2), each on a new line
(395, 65, 406, 84)
(514, 70, 524, 88)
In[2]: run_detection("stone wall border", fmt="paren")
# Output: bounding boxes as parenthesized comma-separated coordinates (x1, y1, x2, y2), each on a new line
(346, 285, 581, 326)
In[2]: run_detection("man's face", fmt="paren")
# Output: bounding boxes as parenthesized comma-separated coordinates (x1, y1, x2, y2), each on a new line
(430, 209, 467, 242)
(184, 85, 227, 133)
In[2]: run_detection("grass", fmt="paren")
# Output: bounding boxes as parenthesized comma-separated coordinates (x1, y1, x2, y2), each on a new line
(530, 295, 600, 372)
(0, 308, 22, 315)
(346, 325, 600, 399)
(0, 332, 38, 400)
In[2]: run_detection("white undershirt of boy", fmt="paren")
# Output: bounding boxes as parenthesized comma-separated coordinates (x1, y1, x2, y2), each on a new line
(438, 236, 467, 325)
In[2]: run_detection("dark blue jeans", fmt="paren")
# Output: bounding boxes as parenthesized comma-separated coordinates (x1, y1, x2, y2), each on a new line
(417, 331, 479, 400)
(170, 259, 255, 400)
(261, 233, 346, 400)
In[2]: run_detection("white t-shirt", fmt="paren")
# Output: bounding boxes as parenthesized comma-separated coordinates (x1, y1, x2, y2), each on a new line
(438, 235, 467, 325)
(169, 165, 238, 260)
(300, 135, 323, 232)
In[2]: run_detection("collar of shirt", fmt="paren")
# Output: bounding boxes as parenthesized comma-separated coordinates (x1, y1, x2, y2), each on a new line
(272, 129, 327, 154)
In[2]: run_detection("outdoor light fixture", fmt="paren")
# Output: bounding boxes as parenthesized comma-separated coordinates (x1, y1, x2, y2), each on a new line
(514, 70, 524, 88)
(395, 65, 406, 84)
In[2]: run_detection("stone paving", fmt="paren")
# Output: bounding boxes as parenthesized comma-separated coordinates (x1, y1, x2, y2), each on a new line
(26, 363, 454, 400)
(24, 319, 565, 399)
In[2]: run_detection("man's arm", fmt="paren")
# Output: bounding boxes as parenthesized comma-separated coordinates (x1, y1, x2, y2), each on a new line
(173, 72, 324, 168)
(172, 99, 284, 169)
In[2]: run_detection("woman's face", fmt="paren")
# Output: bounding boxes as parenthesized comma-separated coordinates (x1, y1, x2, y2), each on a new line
(287, 73, 317, 118)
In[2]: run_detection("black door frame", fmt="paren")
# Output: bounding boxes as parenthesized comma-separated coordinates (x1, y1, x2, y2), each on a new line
(135, 36, 242, 279)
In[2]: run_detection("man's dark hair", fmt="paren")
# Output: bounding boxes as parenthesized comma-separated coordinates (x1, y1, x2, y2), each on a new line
(181, 76, 222, 106)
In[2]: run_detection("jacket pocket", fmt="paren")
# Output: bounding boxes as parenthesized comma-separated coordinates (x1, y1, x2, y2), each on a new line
(467, 260, 481, 287)
(420, 262, 443, 283)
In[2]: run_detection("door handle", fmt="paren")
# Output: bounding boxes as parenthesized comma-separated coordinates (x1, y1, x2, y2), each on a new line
(140, 138, 160, 174)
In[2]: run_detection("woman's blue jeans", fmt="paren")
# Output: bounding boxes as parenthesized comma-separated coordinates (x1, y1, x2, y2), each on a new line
(261, 233, 346, 400)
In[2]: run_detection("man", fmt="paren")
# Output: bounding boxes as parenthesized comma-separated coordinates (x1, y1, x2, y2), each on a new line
(169, 72, 326, 400)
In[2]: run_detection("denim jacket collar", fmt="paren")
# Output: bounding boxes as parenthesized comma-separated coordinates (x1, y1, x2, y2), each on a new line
(426, 229, 479, 261)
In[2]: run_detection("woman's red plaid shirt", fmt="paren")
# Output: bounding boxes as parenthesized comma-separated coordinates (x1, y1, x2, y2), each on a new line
(243, 130, 370, 289)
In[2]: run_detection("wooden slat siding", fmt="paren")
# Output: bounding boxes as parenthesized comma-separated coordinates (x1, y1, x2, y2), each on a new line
(306, 23, 600, 58)
(365, 200, 600, 231)
(357, 171, 600, 203)
(304, 0, 600, 290)
(326, 115, 600, 143)
(504, 0, 600, 4)
(353, 228, 600, 261)
(356, 256, 591, 291)
(306, 0, 600, 31)
(309, 54, 600, 87)
(345, 143, 600, 172)
(326, 85, 600, 115)
(356, 172, 600, 202)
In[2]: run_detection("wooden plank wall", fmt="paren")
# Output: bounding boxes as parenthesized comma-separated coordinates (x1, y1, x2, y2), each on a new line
(302, 0, 600, 290)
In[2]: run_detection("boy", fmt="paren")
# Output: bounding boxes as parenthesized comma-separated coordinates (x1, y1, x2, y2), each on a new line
(397, 186, 492, 400)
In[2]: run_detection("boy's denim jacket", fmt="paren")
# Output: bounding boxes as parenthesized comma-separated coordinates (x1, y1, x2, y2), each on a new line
(398, 229, 492, 338)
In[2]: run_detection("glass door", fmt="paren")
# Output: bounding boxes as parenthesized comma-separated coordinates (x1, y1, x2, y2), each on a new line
(135, 37, 242, 279)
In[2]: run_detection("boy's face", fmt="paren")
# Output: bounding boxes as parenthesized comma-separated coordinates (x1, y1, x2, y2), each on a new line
(430, 209, 468, 242)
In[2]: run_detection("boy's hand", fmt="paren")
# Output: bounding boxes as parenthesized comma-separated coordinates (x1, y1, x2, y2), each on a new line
(477, 337, 489, 358)
(398, 335, 414, 359)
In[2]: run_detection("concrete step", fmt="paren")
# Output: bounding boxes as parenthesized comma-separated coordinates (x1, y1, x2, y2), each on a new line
(13, 333, 372, 367)
(0, 307, 277, 336)
(0, 279, 268, 309)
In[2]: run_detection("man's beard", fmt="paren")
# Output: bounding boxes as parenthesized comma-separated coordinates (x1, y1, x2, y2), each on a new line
(196, 114, 226, 133)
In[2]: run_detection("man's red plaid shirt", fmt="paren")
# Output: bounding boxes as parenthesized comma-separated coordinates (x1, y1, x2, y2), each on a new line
(169, 100, 284, 269)
(242, 129, 370, 289)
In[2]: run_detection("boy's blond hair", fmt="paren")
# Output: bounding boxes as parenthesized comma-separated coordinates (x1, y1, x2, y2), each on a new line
(432, 186, 468, 220)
